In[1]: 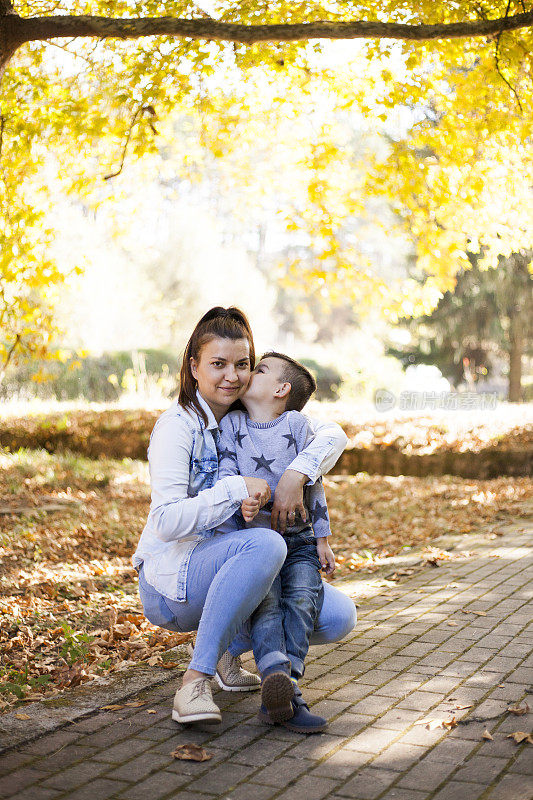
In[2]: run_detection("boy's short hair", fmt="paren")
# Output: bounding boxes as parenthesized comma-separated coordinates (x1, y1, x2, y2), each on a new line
(261, 351, 317, 412)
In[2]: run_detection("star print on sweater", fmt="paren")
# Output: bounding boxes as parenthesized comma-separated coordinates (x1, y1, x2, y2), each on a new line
(235, 430, 248, 448)
(218, 446, 235, 461)
(251, 454, 276, 473)
(312, 500, 329, 522)
(282, 432, 298, 450)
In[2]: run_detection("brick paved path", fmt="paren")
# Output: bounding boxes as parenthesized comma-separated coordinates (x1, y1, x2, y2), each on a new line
(1, 524, 532, 800)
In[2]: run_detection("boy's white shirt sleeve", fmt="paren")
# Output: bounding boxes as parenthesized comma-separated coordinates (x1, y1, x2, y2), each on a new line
(286, 415, 347, 485)
(147, 416, 248, 542)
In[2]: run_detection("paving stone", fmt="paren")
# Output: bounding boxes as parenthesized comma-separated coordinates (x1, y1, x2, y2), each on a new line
(8, 788, 61, 800)
(32, 744, 101, 772)
(0, 766, 49, 797)
(379, 789, 429, 800)
(40, 760, 110, 791)
(325, 713, 373, 737)
(0, 751, 35, 776)
(484, 773, 533, 800)
(20, 730, 81, 755)
(509, 747, 533, 775)
(311, 747, 372, 779)
(104, 752, 171, 782)
(396, 691, 442, 712)
(275, 774, 340, 800)
(336, 767, 398, 798)
(230, 737, 291, 766)
(186, 761, 254, 794)
(91, 737, 152, 763)
(250, 755, 310, 786)
(372, 709, 423, 731)
(344, 727, 398, 754)
(396, 759, 458, 792)
(370, 742, 427, 771)
(63, 778, 129, 800)
(454, 754, 509, 784)
(226, 782, 279, 800)
(118, 769, 189, 799)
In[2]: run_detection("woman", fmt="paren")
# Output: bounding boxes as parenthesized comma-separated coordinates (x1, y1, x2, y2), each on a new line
(133, 306, 356, 725)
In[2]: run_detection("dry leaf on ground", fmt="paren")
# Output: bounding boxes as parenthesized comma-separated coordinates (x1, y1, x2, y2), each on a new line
(508, 703, 530, 716)
(14, 713, 31, 720)
(482, 730, 493, 740)
(170, 744, 212, 762)
(506, 732, 533, 744)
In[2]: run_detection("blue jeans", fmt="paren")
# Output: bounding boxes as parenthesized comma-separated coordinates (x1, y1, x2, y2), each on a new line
(138, 528, 356, 676)
(250, 529, 324, 678)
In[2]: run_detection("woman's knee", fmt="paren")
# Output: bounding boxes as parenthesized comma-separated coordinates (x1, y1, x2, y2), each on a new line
(311, 583, 357, 645)
(245, 527, 287, 571)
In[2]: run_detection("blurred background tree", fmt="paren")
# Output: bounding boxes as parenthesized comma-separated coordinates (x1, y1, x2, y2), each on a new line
(1, 1, 532, 400)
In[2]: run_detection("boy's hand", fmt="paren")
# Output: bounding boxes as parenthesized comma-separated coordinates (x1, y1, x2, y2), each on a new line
(317, 538, 336, 576)
(241, 492, 261, 523)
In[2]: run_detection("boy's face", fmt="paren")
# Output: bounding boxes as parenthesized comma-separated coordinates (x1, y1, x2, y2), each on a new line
(242, 357, 287, 406)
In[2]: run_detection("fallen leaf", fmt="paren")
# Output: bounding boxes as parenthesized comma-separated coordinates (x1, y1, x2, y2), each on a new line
(14, 713, 31, 720)
(443, 717, 458, 730)
(124, 701, 146, 708)
(461, 609, 487, 616)
(100, 704, 125, 711)
(508, 703, 530, 716)
(447, 621, 458, 627)
(455, 704, 474, 710)
(482, 730, 493, 740)
(506, 732, 533, 744)
(147, 709, 157, 714)
(414, 718, 445, 730)
(170, 744, 212, 762)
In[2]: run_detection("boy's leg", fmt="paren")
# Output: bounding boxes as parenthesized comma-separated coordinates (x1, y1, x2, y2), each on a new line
(249, 574, 295, 722)
(249, 575, 290, 674)
(280, 532, 324, 679)
(228, 575, 357, 655)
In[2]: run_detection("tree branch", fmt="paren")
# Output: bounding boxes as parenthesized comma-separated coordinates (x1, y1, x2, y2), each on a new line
(12, 11, 533, 47)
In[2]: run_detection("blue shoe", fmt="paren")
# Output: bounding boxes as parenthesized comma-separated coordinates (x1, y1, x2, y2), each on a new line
(257, 686, 327, 734)
(260, 667, 294, 722)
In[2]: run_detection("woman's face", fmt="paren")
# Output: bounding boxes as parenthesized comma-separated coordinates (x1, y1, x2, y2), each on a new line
(190, 337, 251, 422)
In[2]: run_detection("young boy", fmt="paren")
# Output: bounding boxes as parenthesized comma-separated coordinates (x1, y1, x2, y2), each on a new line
(216, 352, 338, 734)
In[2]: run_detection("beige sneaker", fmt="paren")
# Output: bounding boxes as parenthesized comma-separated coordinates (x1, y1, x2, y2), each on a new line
(187, 643, 260, 692)
(215, 651, 261, 692)
(172, 677, 222, 724)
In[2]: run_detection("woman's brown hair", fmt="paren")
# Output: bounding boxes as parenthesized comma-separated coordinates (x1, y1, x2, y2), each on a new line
(179, 306, 255, 427)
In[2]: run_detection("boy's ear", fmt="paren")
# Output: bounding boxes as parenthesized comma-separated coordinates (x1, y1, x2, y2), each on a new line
(275, 381, 291, 399)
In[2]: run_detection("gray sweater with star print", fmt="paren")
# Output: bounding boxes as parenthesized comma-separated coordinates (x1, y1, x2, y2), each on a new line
(217, 409, 331, 537)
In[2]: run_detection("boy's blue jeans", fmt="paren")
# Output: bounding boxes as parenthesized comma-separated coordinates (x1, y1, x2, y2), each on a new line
(250, 528, 324, 679)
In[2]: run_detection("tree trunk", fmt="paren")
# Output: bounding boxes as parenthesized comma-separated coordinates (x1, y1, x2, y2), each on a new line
(508, 312, 523, 402)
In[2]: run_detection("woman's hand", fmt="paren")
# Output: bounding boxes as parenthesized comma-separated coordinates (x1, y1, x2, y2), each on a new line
(243, 477, 270, 509)
(241, 492, 262, 523)
(317, 537, 336, 576)
(271, 469, 308, 533)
